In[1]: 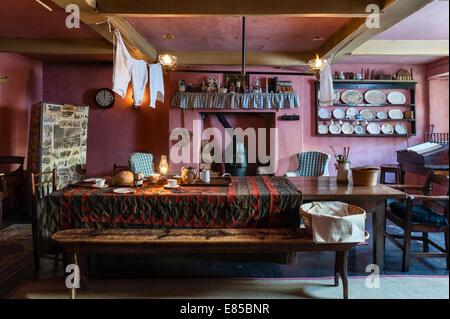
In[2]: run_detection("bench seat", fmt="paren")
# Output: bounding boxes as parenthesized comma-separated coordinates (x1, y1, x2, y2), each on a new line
(51, 228, 359, 299)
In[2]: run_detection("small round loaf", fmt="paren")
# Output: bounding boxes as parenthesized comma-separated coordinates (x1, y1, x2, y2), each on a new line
(115, 170, 134, 185)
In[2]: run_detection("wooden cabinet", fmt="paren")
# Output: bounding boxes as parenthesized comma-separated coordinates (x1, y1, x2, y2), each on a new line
(314, 80, 417, 137)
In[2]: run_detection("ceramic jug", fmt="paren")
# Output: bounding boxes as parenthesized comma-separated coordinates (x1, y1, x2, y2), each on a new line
(335, 161, 351, 183)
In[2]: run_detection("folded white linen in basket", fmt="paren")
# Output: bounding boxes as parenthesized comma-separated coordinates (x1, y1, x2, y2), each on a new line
(307, 202, 365, 244)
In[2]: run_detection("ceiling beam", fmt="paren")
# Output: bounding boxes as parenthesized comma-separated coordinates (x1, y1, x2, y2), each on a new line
(317, 0, 434, 63)
(0, 38, 112, 55)
(96, 0, 384, 17)
(49, 0, 157, 61)
(165, 51, 311, 66)
(351, 40, 450, 56)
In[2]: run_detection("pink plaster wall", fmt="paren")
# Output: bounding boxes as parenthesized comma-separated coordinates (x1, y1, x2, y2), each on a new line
(167, 64, 427, 179)
(0, 53, 42, 168)
(42, 63, 169, 177)
(428, 78, 449, 132)
(426, 57, 449, 78)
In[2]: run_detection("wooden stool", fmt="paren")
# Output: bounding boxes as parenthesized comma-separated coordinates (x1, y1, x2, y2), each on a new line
(380, 164, 401, 184)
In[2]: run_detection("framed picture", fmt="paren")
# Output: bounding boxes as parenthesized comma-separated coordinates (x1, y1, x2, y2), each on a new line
(225, 74, 249, 91)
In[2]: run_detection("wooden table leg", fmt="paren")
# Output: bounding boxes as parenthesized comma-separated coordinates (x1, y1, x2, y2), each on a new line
(334, 251, 349, 299)
(372, 200, 386, 271)
(71, 252, 78, 300)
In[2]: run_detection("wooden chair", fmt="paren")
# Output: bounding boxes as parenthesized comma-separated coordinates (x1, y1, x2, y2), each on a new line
(30, 169, 57, 276)
(113, 163, 129, 175)
(385, 173, 449, 271)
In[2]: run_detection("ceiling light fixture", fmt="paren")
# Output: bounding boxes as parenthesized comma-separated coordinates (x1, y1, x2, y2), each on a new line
(312, 35, 324, 41)
(162, 34, 176, 39)
(308, 54, 327, 73)
(35, 0, 53, 12)
(158, 53, 178, 70)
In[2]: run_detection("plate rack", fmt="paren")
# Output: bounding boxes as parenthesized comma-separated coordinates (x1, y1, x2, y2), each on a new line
(315, 80, 417, 137)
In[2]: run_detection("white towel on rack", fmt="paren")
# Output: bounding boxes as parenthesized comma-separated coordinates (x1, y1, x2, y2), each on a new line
(149, 63, 165, 108)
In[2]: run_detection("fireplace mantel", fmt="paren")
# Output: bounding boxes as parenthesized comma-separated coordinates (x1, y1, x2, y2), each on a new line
(171, 92, 300, 110)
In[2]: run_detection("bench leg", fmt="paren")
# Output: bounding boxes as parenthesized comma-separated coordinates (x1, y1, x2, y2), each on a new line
(71, 252, 78, 300)
(334, 251, 349, 299)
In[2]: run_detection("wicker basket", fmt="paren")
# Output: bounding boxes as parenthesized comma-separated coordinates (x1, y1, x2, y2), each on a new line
(300, 203, 366, 235)
(351, 166, 380, 187)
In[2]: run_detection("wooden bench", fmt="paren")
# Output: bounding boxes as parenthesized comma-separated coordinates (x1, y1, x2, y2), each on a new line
(51, 228, 358, 299)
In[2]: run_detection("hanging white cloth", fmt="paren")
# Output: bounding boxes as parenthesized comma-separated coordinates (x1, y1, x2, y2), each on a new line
(319, 58, 334, 107)
(112, 29, 148, 106)
(149, 63, 165, 108)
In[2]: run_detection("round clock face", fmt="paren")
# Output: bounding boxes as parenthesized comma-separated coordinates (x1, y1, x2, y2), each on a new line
(95, 88, 115, 108)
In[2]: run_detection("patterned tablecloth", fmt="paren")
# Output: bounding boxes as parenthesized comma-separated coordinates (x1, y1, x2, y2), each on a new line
(37, 176, 302, 255)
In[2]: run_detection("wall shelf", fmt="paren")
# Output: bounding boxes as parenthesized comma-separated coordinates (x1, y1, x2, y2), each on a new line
(315, 80, 417, 137)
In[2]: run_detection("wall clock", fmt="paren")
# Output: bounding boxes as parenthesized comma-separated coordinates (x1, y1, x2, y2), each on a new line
(95, 88, 115, 108)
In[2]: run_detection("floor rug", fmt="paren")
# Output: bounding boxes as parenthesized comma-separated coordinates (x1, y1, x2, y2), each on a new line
(0, 224, 33, 285)
(6, 275, 448, 299)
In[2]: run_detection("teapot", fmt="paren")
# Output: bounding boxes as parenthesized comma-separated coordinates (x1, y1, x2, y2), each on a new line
(181, 167, 198, 184)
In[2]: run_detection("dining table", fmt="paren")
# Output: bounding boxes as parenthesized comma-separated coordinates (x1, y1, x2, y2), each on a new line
(288, 176, 406, 271)
(36, 176, 302, 256)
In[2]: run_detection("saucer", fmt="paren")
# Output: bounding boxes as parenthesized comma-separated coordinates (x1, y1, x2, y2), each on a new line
(91, 184, 109, 188)
(113, 188, 135, 194)
(164, 184, 180, 189)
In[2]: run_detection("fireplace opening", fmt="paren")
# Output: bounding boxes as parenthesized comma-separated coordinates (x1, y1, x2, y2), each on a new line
(200, 111, 275, 176)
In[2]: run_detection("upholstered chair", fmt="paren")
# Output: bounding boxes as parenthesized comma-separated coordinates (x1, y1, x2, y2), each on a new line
(285, 151, 331, 177)
(128, 153, 154, 177)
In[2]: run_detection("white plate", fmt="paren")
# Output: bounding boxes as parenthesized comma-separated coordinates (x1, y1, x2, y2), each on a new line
(381, 124, 394, 135)
(395, 123, 408, 135)
(332, 108, 346, 120)
(329, 122, 342, 134)
(341, 123, 354, 134)
(113, 188, 135, 194)
(164, 184, 181, 189)
(318, 89, 340, 104)
(91, 184, 109, 188)
(318, 124, 329, 134)
(341, 90, 364, 104)
(346, 107, 358, 119)
(388, 109, 404, 119)
(387, 91, 406, 105)
(318, 108, 331, 119)
(360, 108, 377, 120)
(364, 90, 387, 104)
(376, 111, 388, 120)
(84, 178, 97, 182)
(354, 125, 366, 134)
(367, 123, 381, 134)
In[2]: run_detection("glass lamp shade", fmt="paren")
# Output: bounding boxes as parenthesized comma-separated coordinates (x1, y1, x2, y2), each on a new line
(159, 155, 169, 175)
(158, 54, 178, 69)
(308, 54, 326, 73)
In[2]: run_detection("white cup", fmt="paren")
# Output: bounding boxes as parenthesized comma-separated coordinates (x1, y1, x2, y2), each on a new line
(199, 170, 210, 183)
(95, 178, 106, 187)
(167, 179, 178, 187)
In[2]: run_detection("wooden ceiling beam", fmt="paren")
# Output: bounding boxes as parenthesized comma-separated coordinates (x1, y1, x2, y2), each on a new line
(0, 38, 112, 54)
(165, 51, 311, 67)
(351, 40, 450, 56)
(96, 0, 384, 17)
(317, 0, 434, 63)
(49, 0, 157, 61)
